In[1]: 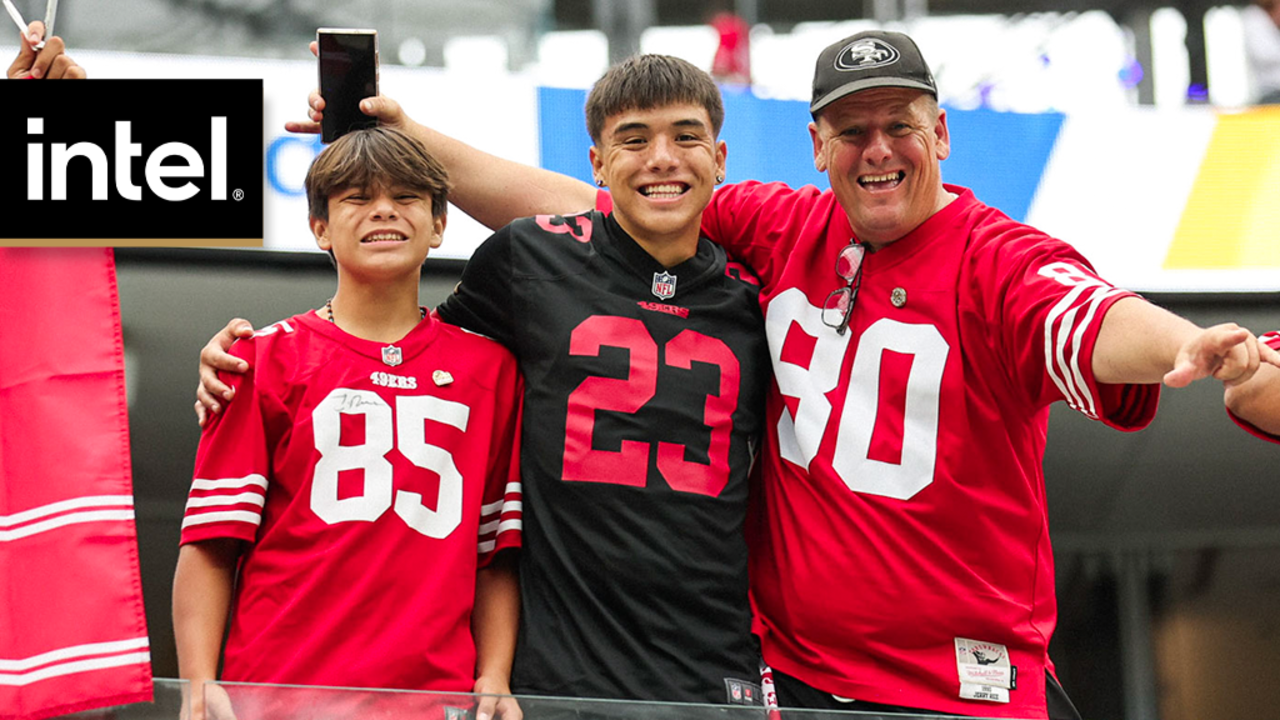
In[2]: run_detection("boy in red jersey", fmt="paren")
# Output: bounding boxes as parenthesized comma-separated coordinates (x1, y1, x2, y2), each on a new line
(172, 127, 523, 720)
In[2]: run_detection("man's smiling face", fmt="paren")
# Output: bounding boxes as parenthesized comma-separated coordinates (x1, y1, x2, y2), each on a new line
(810, 87, 951, 249)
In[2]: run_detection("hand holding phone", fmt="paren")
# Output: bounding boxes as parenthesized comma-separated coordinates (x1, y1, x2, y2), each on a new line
(317, 28, 379, 143)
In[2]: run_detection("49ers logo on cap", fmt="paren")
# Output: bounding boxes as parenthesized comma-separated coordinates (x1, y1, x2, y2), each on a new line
(835, 38, 900, 70)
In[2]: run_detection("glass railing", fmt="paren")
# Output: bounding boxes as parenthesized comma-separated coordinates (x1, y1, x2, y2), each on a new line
(50, 679, 1006, 719)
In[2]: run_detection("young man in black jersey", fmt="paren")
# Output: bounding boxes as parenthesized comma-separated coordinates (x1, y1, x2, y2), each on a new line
(197, 56, 770, 707)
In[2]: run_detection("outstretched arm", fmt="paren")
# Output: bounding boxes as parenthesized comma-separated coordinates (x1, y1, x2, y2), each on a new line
(284, 43, 595, 230)
(1092, 297, 1274, 387)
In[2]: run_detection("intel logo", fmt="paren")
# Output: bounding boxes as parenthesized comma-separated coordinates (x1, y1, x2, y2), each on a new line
(3, 79, 263, 246)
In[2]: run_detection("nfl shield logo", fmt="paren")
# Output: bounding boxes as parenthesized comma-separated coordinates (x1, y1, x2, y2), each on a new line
(652, 271, 677, 300)
(381, 345, 403, 367)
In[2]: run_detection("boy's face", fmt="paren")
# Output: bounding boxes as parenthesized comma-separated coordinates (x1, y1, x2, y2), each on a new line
(310, 184, 444, 278)
(589, 102, 726, 251)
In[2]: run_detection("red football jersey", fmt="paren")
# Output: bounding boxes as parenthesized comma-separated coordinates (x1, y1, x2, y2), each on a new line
(1229, 331, 1280, 443)
(701, 182, 1159, 718)
(180, 310, 523, 692)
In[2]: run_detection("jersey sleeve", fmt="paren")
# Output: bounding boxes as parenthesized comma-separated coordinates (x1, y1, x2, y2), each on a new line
(437, 226, 517, 348)
(179, 337, 273, 546)
(1228, 331, 1280, 443)
(477, 371, 525, 566)
(982, 228, 1160, 430)
(699, 181, 827, 288)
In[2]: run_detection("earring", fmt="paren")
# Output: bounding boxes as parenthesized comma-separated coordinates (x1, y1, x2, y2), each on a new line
(595, 178, 605, 187)
(716, 174, 725, 184)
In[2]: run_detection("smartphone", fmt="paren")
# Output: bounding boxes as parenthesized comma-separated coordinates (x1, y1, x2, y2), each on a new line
(317, 28, 379, 144)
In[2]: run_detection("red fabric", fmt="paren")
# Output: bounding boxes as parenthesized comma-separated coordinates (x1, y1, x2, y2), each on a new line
(1228, 331, 1280, 443)
(0, 248, 152, 720)
(700, 183, 1158, 718)
(182, 311, 523, 691)
(710, 12, 751, 84)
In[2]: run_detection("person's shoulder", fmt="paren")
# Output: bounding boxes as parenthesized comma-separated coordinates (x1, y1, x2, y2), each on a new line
(506, 209, 602, 247)
(235, 312, 325, 371)
(713, 179, 833, 209)
(432, 316, 520, 376)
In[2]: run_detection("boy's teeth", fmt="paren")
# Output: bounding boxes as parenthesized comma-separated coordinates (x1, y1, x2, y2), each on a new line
(643, 184, 685, 197)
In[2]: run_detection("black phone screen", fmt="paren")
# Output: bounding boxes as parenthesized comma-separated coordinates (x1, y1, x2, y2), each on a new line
(318, 29, 379, 144)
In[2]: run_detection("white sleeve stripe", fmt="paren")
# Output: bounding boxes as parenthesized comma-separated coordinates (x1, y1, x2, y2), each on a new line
(0, 495, 133, 527)
(480, 502, 523, 522)
(1045, 283, 1123, 419)
(1044, 284, 1091, 415)
(477, 539, 496, 554)
(480, 485, 522, 515)
(0, 651, 151, 686)
(0, 510, 136, 543)
(1065, 287, 1124, 418)
(184, 492, 266, 510)
(181, 510, 262, 530)
(479, 516, 524, 536)
(191, 475, 268, 491)
(0, 637, 149, 672)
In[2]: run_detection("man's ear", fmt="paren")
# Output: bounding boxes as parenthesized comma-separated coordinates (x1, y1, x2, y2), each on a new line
(934, 108, 951, 162)
(809, 121, 828, 173)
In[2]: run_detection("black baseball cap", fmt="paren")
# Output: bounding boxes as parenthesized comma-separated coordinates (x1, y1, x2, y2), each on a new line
(810, 30, 937, 116)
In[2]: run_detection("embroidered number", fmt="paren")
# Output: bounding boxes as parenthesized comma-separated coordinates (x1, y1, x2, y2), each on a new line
(768, 288, 949, 500)
(562, 316, 739, 497)
(311, 390, 467, 537)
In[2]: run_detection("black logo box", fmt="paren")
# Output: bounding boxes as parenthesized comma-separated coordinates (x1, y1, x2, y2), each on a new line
(2, 79, 263, 244)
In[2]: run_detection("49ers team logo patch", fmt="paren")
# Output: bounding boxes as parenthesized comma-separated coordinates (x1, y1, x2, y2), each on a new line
(652, 271, 677, 300)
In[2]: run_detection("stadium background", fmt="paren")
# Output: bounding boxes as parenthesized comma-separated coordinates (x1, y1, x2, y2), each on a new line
(5, 1, 1277, 718)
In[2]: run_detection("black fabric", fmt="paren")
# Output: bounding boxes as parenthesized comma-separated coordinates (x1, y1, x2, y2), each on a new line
(439, 211, 769, 703)
(1044, 672, 1083, 720)
(770, 667, 1084, 720)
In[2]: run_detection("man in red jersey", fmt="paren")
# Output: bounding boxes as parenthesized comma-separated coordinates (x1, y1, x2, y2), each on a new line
(198, 36, 1276, 720)
(1226, 331, 1280, 441)
(174, 127, 523, 720)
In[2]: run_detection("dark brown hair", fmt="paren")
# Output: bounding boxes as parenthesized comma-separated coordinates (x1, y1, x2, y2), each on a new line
(585, 54, 725, 143)
(305, 126, 451, 222)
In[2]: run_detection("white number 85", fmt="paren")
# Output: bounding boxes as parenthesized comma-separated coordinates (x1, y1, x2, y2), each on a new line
(310, 389, 467, 538)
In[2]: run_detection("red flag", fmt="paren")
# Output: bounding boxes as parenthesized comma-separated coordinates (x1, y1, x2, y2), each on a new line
(0, 248, 152, 720)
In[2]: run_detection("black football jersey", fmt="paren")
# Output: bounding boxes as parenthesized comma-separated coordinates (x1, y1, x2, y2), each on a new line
(438, 211, 768, 703)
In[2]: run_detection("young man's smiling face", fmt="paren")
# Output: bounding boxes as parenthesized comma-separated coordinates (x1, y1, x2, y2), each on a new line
(590, 102, 726, 265)
(311, 184, 445, 280)
(810, 87, 951, 249)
